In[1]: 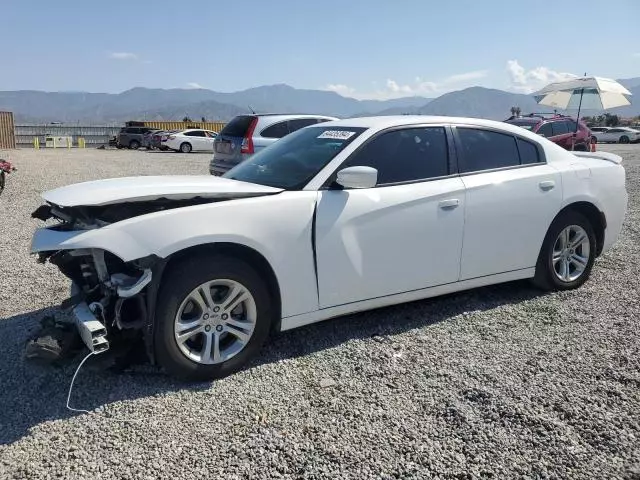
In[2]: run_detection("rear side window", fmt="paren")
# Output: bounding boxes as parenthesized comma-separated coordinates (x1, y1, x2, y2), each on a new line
(261, 121, 290, 139)
(457, 128, 519, 173)
(565, 120, 578, 132)
(537, 123, 553, 137)
(220, 115, 256, 137)
(342, 127, 449, 184)
(289, 118, 319, 132)
(552, 121, 569, 136)
(184, 130, 206, 137)
(517, 138, 541, 164)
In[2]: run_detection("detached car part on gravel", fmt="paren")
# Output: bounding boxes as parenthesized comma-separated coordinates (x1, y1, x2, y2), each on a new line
(29, 116, 628, 381)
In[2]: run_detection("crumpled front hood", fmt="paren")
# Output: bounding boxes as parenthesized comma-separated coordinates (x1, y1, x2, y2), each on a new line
(42, 175, 283, 207)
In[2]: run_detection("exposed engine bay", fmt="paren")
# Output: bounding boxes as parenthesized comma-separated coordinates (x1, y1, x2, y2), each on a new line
(28, 197, 224, 363)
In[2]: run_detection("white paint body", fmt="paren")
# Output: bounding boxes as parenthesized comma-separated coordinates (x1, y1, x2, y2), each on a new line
(31, 116, 628, 331)
(162, 129, 218, 152)
(596, 127, 640, 144)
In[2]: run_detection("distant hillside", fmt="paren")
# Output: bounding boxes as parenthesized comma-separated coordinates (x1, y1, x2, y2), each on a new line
(1, 79, 637, 124)
(0, 85, 431, 123)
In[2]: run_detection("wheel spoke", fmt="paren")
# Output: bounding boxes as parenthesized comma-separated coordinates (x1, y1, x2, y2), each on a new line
(562, 228, 570, 249)
(176, 318, 203, 333)
(213, 333, 221, 363)
(225, 317, 254, 330)
(176, 324, 204, 344)
(552, 250, 563, 265)
(570, 232, 586, 249)
(201, 332, 213, 362)
(571, 254, 588, 269)
(559, 258, 570, 281)
(224, 324, 251, 344)
(223, 285, 249, 313)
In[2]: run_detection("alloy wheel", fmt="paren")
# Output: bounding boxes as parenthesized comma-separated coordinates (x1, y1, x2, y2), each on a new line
(552, 225, 590, 282)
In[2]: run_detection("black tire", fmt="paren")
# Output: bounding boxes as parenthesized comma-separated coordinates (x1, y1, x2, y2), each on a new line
(619, 136, 630, 144)
(0, 172, 5, 195)
(180, 142, 192, 153)
(154, 254, 274, 381)
(591, 136, 598, 144)
(129, 140, 140, 150)
(532, 210, 597, 291)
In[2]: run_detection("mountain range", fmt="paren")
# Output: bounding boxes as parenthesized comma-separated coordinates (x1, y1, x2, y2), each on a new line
(1, 77, 638, 124)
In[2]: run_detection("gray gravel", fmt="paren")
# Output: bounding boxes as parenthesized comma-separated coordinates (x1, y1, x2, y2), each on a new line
(0, 146, 639, 479)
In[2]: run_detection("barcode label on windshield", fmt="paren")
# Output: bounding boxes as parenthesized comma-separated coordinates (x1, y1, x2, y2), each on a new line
(317, 130, 356, 140)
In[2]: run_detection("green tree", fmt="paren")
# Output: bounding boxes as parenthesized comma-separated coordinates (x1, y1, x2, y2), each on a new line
(182, 116, 192, 122)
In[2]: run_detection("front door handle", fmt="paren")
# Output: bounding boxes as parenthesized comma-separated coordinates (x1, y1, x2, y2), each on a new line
(539, 180, 555, 191)
(438, 199, 460, 210)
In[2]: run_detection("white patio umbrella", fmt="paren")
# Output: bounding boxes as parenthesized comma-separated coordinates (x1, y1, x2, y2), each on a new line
(533, 76, 632, 136)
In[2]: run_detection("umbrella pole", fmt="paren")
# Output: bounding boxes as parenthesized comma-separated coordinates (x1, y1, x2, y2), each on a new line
(573, 87, 585, 151)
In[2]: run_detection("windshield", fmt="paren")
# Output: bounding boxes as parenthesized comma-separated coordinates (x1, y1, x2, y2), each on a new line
(224, 126, 366, 189)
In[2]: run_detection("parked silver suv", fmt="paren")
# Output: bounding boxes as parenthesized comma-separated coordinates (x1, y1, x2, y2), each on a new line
(210, 114, 337, 175)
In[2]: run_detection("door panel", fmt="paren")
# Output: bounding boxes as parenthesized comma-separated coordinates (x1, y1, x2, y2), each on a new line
(315, 178, 466, 308)
(459, 165, 562, 280)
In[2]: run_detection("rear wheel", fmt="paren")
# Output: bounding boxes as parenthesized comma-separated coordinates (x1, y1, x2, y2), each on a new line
(180, 142, 192, 153)
(154, 254, 273, 381)
(129, 140, 140, 150)
(0, 172, 5, 195)
(532, 211, 596, 291)
(619, 136, 630, 144)
(591, 136, 598, 143)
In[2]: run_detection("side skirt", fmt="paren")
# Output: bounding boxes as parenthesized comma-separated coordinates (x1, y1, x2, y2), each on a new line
(280, 268, 535, 331)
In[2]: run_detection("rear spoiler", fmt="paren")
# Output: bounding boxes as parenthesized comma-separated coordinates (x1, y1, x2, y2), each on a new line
(572, 151, 622, 164)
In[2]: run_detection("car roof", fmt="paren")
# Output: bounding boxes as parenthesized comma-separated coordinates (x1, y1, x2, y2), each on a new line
(314, 115, 555, 143)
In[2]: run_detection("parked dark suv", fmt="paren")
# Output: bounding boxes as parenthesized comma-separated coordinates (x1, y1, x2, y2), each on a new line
(117, 126, 156, 150)
(504, 114, 592, 151)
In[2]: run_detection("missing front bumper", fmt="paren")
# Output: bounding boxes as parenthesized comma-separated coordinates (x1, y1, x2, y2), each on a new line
(73, 302, 109, 353)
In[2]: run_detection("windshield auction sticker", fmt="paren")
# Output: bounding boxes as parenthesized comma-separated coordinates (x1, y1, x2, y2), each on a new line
(317, 130, 356, 140)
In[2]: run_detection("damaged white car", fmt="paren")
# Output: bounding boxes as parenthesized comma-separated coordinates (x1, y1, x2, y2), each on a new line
(31, 116, 628, 380)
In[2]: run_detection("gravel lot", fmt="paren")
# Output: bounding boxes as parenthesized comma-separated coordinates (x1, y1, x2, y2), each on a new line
(0, 146, 639, 479)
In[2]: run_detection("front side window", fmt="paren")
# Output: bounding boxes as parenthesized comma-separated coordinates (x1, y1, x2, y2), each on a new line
(340, 127, 449, 184)
(225, 126, 366, 189)
(537, 123, 553, 138)
(552, 121, 569, 136)
(457, 128, 519, 173)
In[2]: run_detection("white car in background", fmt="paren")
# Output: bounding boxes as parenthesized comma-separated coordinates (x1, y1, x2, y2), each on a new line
(162, 129, 218, 153)
(30, 116, 627, 380)
(592, 127, 640, 144)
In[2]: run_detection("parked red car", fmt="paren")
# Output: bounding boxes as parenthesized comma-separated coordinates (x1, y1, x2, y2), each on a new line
(504, 114, 592, 151)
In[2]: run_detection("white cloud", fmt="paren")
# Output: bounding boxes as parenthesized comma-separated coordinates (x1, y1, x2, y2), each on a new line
(323, 70, 489, 100)
(506, 60, 576, 94)
(325, 84, 356, 96)
(186, 82, 204, 89)
(108, 52, 138, 61)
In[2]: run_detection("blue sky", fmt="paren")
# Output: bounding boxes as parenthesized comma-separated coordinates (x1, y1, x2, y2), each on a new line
(2, 0, 638, 99)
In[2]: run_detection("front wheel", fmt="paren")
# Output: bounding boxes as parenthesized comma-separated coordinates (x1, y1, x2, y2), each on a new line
(532, 211, 596, 291)
(0, 172, 5, 195)
(129, 140, 140, 150)
(619, 136, 630, 144)
(154, 254, 274, 381)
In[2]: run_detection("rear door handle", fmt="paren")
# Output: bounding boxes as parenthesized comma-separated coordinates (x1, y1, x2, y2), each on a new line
(539, 180, 555, 191)
(438, 199, 460, 210)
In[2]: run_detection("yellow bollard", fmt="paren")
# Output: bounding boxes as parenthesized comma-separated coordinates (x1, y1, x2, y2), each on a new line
(68, 137, 71, 149)
(33, 137, 39, 149)
(53, 137, 57, 149)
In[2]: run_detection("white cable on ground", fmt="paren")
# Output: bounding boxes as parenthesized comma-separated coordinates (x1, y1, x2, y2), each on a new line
(65, 349, 143, 423)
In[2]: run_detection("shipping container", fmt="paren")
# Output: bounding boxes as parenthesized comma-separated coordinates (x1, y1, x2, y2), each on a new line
(0, 112, 16, 149)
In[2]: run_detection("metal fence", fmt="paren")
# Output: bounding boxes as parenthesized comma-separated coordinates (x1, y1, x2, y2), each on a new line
(15, 124, 122, 148)
(0, 112, 16, 149)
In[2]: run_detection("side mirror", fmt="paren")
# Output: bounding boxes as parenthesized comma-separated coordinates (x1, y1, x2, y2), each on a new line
(336, 166, 378, 189)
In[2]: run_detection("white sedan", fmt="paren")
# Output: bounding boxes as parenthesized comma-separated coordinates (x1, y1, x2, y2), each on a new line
(162, 129, 218, 153)
(592, 127, 640, 144)
(30, 116, 628, 380)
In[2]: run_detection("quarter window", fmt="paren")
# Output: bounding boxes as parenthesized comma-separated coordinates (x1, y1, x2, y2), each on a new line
(457, 128, 519, 173)
(342, 127, 449, 184)
(289, 118, 319, 132)
(261, 121, 290, 139)
(517, 138, 541, 164)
